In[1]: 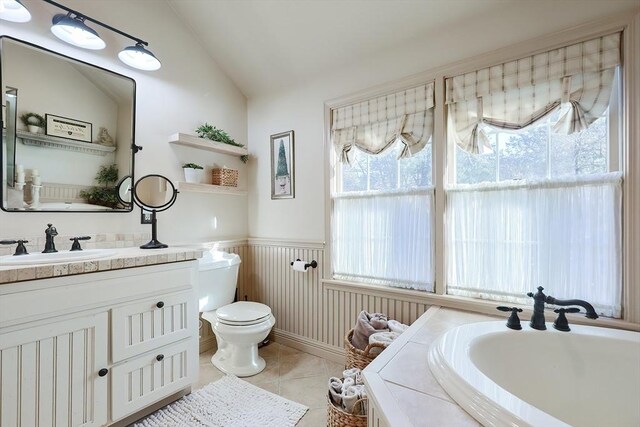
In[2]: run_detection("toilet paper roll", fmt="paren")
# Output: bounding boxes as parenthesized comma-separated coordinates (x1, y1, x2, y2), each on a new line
(292, 260, 308, 272)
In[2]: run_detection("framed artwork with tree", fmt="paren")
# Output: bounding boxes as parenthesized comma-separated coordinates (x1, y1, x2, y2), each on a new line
(270, 130, 295, 199)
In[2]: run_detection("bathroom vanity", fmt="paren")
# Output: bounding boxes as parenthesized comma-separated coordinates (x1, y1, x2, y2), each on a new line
(0, 247, 202, 426)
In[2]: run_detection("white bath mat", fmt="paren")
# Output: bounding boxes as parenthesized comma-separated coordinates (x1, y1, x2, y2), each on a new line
(132, 375, 308, 427)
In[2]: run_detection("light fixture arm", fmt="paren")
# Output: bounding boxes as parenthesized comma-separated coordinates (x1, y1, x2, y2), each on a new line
(42, 0, 148, 46)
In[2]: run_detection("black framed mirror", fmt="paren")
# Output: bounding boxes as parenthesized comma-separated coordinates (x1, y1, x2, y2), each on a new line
(1, 36, 136, 212)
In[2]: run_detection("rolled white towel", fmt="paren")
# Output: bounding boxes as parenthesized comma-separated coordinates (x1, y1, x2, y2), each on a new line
(368, 331, 400, 355)
(343, 368, 363, 384)
(328, 377, 343, 406)
(342, 384, 366, 414)
(342, 377, 355, 390)
(388, 319, 409, 334)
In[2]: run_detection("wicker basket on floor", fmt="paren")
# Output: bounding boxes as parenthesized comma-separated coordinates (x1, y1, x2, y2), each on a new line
(327, 393, 367, 427)
(345, 329, 387, 370)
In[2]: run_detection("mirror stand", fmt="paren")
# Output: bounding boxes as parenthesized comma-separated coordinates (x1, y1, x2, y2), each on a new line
(140, 210, 168, 249)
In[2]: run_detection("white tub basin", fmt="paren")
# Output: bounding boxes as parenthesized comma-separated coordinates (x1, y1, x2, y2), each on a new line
(0, 249, 117, 266)
(429, 321, 640, 427)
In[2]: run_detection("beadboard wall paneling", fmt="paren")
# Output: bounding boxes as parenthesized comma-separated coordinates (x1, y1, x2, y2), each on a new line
(198, 239, 432, 358)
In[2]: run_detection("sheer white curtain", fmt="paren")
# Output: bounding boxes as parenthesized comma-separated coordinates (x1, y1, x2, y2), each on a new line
(332, 189, 434, 291)
(447, 173, 622, 317)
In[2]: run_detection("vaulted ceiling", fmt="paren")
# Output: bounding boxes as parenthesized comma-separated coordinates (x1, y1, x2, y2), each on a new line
(167, 0, 639, 98)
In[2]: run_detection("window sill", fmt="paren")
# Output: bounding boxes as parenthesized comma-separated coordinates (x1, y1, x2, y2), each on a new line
(321, 278, 640, 332)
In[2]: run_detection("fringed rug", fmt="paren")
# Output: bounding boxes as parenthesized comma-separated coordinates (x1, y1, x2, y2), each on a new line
(133, 375, 308, 427)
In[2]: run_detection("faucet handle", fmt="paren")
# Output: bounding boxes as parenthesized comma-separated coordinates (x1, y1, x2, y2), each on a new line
(69, 236, 91, 251)
(553, 307, 580, 332)
(0, 239, 29, 256)
(497, 306, 523, 330)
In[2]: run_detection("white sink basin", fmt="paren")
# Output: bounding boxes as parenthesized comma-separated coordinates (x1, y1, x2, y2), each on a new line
(0, 249, 117, 266)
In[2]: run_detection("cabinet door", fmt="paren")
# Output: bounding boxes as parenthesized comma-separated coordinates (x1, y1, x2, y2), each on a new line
(0, 313, 108, 427)
(110, 338, 198, 421)
(111, 291, 196, 363)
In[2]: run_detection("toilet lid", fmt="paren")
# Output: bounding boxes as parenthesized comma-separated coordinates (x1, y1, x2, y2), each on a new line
(216, 302, 272, 325)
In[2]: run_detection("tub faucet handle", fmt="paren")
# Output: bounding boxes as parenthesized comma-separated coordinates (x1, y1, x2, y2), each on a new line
(69, 236, 91, 251)
(553, 307, 580, 332)
(496, 306, 523, 330)
(0, 239, 29, 256)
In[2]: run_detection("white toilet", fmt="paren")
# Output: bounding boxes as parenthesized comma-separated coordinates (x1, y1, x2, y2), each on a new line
(197, 250, 275, 377)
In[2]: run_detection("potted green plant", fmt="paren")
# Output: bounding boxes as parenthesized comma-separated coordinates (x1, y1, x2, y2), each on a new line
(182, 162, 204, 183)
(195, 123, 248, 163)
(20, 112, 45, 134)
(79, 164, 121, 208)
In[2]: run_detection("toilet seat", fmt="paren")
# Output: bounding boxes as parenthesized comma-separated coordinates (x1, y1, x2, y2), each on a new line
(214, 302, 272, 326)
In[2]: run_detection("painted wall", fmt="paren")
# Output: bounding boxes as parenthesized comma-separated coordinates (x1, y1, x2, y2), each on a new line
(0, 0, 248, 242)
(247, 1, 640, 241)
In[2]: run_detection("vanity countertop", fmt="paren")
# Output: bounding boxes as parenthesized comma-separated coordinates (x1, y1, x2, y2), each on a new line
(362, 306, 500, 427)
(0, 246, 203, 285)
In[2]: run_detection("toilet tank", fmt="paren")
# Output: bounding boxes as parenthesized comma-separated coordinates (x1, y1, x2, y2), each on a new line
(197, 250, 241, 312)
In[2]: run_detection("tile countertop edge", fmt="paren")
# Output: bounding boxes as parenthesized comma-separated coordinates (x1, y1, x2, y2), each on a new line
(0, 247, 204, 285)
(362, 306, 443, 427)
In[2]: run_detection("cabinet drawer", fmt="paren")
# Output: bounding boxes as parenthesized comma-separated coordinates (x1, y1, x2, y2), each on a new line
(112, 291, 197, 363)
(111, 338, 198, 421)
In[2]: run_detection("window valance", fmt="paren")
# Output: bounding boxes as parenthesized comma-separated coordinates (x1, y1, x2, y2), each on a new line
(332, 82, 434, 163)
(446, 32, 621, 154)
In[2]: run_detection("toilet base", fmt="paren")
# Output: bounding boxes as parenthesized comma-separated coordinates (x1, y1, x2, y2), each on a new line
(211, 348, 266, 377)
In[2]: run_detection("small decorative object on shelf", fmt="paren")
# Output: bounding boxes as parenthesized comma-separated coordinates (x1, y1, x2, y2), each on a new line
(97, 127, 115, 146)
(195, 123, 248, 163)
(20, 112, 45, 134)
(182, 163, 204, 183)
(212, 167, 238, 187)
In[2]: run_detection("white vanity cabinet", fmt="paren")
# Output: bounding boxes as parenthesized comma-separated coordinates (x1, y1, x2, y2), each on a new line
(0, 259, 200, 427)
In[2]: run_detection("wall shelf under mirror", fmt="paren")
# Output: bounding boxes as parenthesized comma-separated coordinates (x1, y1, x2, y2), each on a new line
(168, 133, 248, 157)
(177, 182, 247, 196)
(16, 130, 116, 156)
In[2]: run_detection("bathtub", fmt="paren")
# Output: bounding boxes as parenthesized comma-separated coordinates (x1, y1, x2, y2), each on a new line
(428, 321, 640, 427)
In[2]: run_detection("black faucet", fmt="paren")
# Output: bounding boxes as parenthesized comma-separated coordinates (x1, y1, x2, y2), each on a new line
(527, 286, 598, 330)
(43, 223, 58, 253)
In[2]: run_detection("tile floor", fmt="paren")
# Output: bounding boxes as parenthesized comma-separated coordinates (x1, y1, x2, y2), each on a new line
(195, 342, 345, 426)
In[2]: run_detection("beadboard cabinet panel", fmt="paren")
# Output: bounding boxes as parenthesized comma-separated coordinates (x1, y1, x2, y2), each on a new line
(0, 312, 108, 427)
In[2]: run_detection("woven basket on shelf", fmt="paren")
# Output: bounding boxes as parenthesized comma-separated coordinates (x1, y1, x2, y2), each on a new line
(212, 167, 238, 187)
(344, 329, 387, 370)
(326, 393, 367, 427)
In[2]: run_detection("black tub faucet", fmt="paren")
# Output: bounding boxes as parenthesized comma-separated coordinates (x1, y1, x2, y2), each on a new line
(43, 223, 58, 253)
(527, 286, 598, 331)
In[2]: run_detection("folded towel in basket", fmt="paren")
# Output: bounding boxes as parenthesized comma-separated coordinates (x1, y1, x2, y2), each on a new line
(342, 367, 362, 384)
(352, 311, 389, 350)
(328, 377, 343, 406)
(388, 319, 409, 334)
(342, 384, 367, 414)
(368, 331, 400, 355)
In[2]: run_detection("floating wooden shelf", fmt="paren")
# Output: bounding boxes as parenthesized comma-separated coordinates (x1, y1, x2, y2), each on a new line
(16, 130, 115, 156)
(177, 182, 247, 196)
(168, 133, 248, 157)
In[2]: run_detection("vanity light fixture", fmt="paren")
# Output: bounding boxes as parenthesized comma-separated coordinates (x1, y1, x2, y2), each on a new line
(50, 13, 106, 50)
(0, 0, 32, 23)
(42, 0, 162, 71)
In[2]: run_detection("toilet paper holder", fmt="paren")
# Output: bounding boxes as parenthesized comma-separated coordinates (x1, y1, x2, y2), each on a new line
(290, 259, 318, 269)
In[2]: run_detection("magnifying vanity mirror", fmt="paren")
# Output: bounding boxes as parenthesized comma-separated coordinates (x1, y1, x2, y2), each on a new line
(117, 174, 178, 249)
(1, 36, 136, 212)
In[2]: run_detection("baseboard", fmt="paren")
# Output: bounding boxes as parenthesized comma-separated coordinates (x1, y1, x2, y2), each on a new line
(199, 335, 216, 353)
(272, 328, 345, 364)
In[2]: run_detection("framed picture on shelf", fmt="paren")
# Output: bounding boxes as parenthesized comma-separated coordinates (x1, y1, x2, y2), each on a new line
(270, 130, 295, 199)
(45, 114, 92, 142)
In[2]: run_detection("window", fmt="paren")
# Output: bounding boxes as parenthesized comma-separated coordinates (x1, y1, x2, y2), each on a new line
(447, 88, 622, 318)
(330, 83, 435, 291)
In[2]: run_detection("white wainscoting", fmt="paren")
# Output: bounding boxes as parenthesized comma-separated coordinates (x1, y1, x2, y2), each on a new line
(199, 239, 432, 362)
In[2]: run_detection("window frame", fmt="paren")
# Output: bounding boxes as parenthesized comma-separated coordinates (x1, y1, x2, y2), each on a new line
(323, 14, 639, 322)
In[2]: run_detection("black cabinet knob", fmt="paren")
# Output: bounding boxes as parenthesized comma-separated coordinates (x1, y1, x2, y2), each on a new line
(98, 368, 109, 377)
(156, 301, 164, 308)
(156, 354, 164, 362)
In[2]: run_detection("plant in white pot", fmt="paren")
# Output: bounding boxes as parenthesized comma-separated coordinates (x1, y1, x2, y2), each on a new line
(20, 112, 45, 134)
(182, 163, 204, 183)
